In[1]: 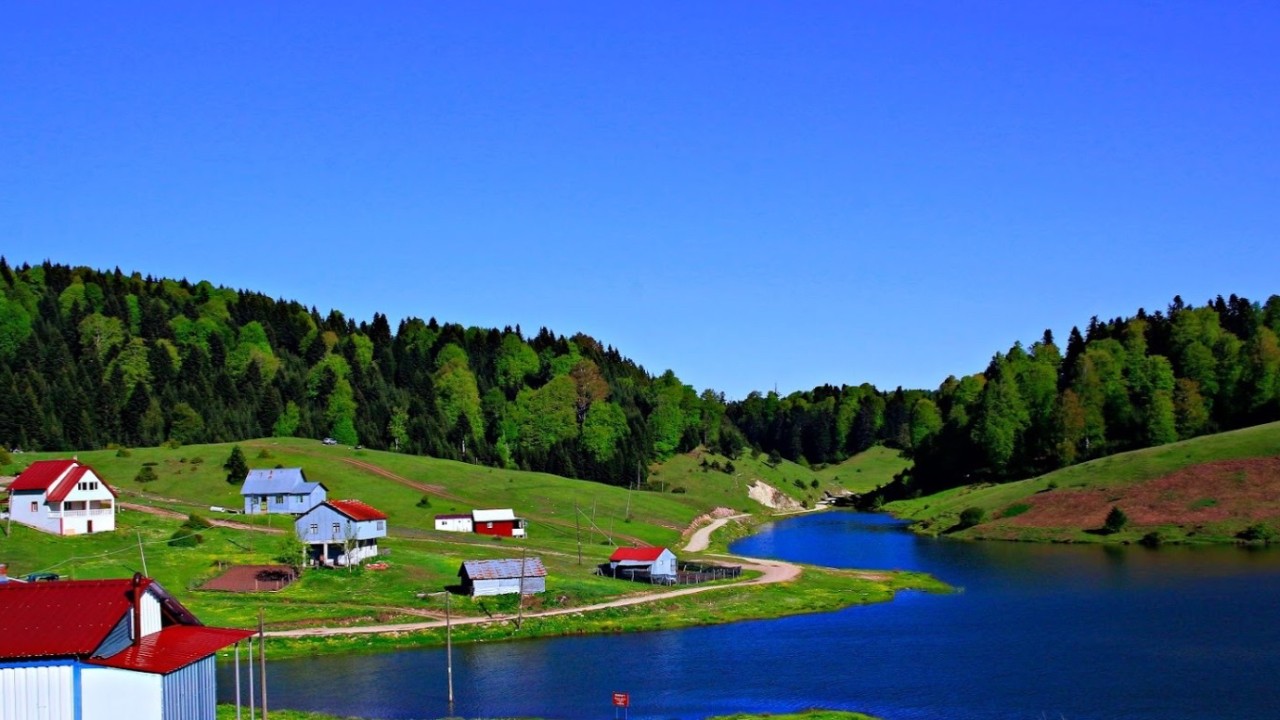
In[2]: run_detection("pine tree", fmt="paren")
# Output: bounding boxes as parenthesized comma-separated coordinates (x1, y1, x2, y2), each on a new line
(223, 445, 249, 484)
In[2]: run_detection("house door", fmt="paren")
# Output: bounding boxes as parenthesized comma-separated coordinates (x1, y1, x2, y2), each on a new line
(87, 520, 93, 533)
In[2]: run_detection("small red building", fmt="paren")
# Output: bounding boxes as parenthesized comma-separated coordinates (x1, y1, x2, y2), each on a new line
(471, 508, 527, 538)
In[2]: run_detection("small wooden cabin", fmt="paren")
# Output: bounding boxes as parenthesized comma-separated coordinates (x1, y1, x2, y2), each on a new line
(434, 513, 473, 532)
(458, 557, 547, 597)
(609, 546, 678, 580)
(471, 508, 527, 538)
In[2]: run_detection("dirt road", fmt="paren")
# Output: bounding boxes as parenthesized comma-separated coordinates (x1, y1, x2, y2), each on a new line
(683, 513, 749, 552)
(265, 553, 801, 638)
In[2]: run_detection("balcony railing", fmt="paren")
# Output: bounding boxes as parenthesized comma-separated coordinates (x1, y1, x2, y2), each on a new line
(51, 508, 114, 518)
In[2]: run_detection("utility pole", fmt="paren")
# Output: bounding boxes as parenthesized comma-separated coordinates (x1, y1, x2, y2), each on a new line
(445, 591, 454, 709)
(574, 501, 582, 565)
(258, 609, 268, 720)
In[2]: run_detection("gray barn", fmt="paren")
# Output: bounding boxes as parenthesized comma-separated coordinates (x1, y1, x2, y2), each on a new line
(458, 557, 547, 597)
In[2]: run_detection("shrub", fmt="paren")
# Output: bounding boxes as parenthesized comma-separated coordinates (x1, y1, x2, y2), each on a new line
(999, 503, 1031, 519)
(416, 495, 433, 508)
(671, 486, 687, 494)
(0, 447, 10, 466)
(1237, 523, 1276, 544)
(162, 439, 182, 449)
(223, 445, 248, 484)
(116, 447, 132, 458)
(167, 531, 203, 547)
(958, 507, 986, 529)
(1140, 531, 1166, 547)
(1104, 506, 1129, 534)
(724, 461, 735, 474)
(189, 456, 204, 465)
(810, 479, 820, 489)
(134, 466, 158, 483)
(257, 448, 273, 459)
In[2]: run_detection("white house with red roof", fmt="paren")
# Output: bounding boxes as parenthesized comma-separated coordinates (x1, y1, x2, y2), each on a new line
(294, 499, 388, 566)
(8, 459, 117, 535)
(0, 573, 254, 720)
(609, 546, 678, 581)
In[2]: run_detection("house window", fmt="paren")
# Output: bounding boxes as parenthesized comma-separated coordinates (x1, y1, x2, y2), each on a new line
(309, 523, 318, 536)
(276, 495, 285, 504)
(377, 521, 385, 531)
(332, 522, 341, 536)
(30, 501, 38, 513)
(486, 522, 493, 529)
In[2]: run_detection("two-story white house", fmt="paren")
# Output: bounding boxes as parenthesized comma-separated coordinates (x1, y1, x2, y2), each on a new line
(8, 459, 117, 535)
(294, 499, 388, 567)
(0, 574, 254, 720)
(239, 467, 327, 515)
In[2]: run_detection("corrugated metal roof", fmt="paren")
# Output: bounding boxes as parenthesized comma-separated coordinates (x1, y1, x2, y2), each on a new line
(460, 557, 547, 581)
(0, 578, 152, 659)
(610, 546, 670, 562)
(240, 468, 322, 495)
(87, 626, 254, 674)
(471, 508, 516, 522)
(325, 499, 387, 522)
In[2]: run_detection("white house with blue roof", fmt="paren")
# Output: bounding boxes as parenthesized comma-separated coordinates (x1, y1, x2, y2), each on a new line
(239, 467, 327, 515)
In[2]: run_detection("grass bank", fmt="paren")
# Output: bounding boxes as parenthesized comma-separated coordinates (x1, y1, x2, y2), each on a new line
(887, 421, 1280, 544)
(216, 706, 881, 720)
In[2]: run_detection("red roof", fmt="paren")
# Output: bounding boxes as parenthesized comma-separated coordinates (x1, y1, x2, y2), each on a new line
(327, 499, 388, 522)
(88, 625, 254, 674)
(610, 546, 670, 562)
(9, 460, 116, 502)
(0, 577, 153, 659)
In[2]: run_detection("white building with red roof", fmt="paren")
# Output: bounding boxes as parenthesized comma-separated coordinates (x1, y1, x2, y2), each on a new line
(8, 459, 117, 535)
(608, 546, 678, 581)
(294, 499, 388, 567)
(0, 574, 254, 720)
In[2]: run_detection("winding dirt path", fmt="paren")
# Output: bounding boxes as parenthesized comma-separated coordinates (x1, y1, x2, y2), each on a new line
(265, 553, 801, 638)
(683, 513, 749, 552)
(120, 502, 285, 534)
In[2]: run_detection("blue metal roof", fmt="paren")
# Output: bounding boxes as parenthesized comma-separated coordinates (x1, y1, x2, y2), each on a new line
(240, 468, 323, 495)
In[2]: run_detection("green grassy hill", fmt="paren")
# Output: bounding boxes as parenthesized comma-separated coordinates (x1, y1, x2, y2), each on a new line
(0, 439, 916, 634)
(813, 446, 910, 495)
(886, 421, 1280, 544)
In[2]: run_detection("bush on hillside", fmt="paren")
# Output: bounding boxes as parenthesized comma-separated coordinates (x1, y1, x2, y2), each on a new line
(134, 465, 158, 483)
(1237, 523, 1276, 544)
(1104, 506, 1129, 534)
(957, 507, 986, 529)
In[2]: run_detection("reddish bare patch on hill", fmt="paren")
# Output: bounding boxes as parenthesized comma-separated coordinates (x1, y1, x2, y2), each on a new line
(1003, 457, 1280, 529)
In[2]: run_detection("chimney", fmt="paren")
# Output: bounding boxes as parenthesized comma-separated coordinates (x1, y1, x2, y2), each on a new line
(131, 572, 145, 645)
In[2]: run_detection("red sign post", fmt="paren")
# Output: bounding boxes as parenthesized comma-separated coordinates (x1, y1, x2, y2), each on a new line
(612, 691, 630, 720)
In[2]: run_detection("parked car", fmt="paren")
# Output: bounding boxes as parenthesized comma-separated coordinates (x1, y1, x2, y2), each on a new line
(322, 437, 338, 445)
(25, 572, 60, 582)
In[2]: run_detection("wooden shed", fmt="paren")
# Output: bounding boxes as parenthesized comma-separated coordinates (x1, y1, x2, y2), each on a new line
(471, 508, 528, 538)
(458, 557, 546, 597)
(609, 546, 678, 580)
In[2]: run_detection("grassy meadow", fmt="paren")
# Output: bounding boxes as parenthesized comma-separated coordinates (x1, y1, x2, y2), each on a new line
(0, 439, 942, 649)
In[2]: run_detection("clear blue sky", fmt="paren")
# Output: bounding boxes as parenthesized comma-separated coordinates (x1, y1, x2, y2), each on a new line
(3, 3, 1278, 400)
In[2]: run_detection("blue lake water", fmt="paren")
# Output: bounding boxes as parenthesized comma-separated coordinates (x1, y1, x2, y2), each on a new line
(222, 511, 1280, 719)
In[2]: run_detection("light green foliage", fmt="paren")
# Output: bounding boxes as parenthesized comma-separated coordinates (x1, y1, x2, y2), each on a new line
(387, 406, 409, 451)
(107, 338, 152, 393)
(972, 355, 1029, 472)
(124, 294, 141, 334)
(169, 316, 221, 352)
(495, 332, 539, 391)
(228, 321, 280, 381)
(909, 398, 943, 449)
(0, 294, 33, 360)
(349, 334, 374, 371)
(57, 281, 88, 315)
(1243, 327, 1280, 413)
(78, 313, 125, 360)
(649, 371, 696, 460)
(273, 401, 301, 437)
(432, 343, 482, 444)
(169, 403, 205, 444)
(581, 401, 629, 462)
(511, 374, 578, 453)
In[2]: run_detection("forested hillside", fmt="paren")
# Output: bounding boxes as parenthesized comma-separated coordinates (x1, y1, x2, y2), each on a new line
(731, 292, 1280, 504)
(2, 260, 1277, 498)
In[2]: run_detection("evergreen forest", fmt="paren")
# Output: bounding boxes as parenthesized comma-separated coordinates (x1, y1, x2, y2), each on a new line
(1, 260, 1278, 499)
